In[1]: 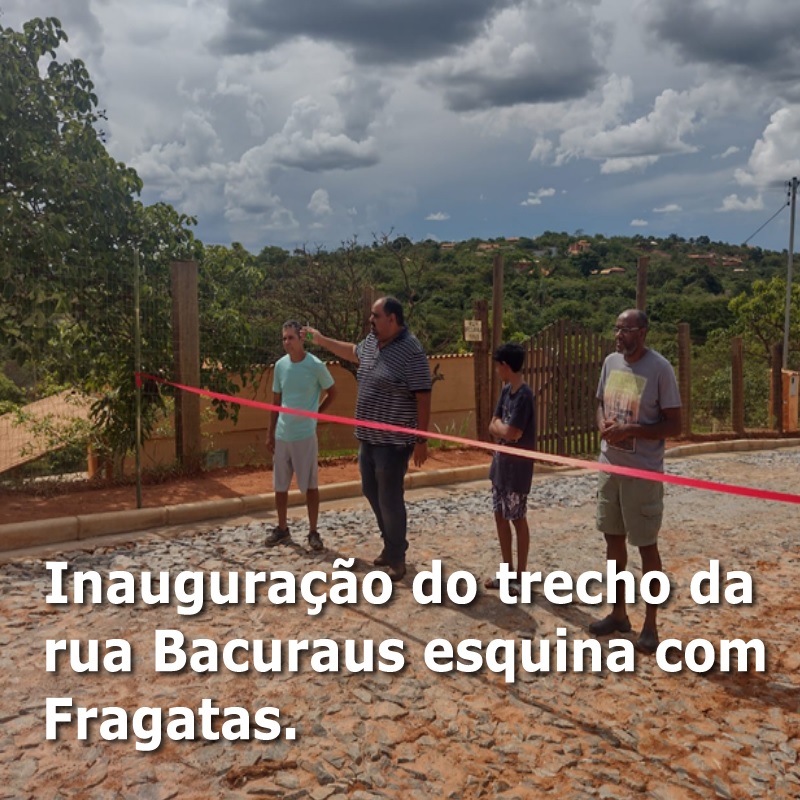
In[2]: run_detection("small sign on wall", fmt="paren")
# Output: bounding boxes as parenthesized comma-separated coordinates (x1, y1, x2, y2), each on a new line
(463, 319, 482, 342)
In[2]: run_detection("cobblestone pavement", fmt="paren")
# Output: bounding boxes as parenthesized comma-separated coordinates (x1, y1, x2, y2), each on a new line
(1, 449, 799, 799)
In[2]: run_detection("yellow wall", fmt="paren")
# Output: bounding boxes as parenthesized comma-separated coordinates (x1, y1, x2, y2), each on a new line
(140, 354, 477, 469)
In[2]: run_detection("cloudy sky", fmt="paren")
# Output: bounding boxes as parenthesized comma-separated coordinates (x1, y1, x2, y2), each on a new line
(5, 0, 800, 253)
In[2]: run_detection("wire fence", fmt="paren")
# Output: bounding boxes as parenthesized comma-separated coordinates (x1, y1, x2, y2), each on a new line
(1, 248, 796, 509)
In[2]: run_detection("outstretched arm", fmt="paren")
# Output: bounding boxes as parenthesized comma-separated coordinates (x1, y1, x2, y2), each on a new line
(302, 327, 359, 364)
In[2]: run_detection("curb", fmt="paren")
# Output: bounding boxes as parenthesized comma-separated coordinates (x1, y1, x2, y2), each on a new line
(2, 439, 798, 555)
(664, 437, 800, 459)
(0, 464, 491, 554)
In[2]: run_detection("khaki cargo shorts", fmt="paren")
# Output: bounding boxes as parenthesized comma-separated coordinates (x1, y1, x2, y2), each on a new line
(596, 471, 664, 547)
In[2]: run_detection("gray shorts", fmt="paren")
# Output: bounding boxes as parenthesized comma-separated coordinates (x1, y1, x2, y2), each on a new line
(596, 471, 663, 547)
(273, 435, 319, 493)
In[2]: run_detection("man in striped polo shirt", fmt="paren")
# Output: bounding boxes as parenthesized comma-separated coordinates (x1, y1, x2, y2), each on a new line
(304, 297, 432, 580)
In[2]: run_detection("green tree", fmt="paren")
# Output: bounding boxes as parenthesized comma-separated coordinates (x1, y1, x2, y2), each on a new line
(729, 276, 800, 367)
(198, 241, 276, 420)
(31, 201, 201, 469)
(0, 17, 142, 375)
(261, 238, 378, 372)
(692, 329, 770, 430)
(0, 368, 24, 414)
(575, 250, 601, 277)
(0, 20, 215, 471)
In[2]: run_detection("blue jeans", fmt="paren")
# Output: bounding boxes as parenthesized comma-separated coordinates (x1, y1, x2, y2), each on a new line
(358, 442, 414, 565)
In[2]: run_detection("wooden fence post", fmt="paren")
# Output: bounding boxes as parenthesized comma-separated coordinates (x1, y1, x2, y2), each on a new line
(472, 299, 491, 441)
(771, 343, 783, 432)
(677, 322, 691, 437)
(171, 260, 202, 471)
(490, 255, 504, 405)
(556, 320, 566, 454)
(731, 337, 745, 435)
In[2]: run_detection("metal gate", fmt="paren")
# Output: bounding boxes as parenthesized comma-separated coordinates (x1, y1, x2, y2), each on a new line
(524, 320, 615, 456)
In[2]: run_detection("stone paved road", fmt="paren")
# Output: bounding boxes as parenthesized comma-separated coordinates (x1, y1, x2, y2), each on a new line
(1, 449, 799, 799)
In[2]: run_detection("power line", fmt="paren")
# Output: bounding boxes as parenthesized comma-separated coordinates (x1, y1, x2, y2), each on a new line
(742, 193, 790, 246)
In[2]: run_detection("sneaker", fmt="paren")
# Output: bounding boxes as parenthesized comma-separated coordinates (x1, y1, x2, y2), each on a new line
(307, 531, 324, 552)
(374, 542, 407, 566)
(635, 628, 659, 655)
(386, 562, 406, 581)
(588, 614, 632, 636)
(265, 526, 291, 547)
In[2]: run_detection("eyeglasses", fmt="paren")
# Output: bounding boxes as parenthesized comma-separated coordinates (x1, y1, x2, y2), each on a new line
(613, 326, 641, 335)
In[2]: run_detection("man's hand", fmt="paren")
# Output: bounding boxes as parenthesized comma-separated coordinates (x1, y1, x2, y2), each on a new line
(267, 433, 276, 454)
(300, 325, 318, 345)
(413, 441, 428, 468)
(601, 418, 633, 446)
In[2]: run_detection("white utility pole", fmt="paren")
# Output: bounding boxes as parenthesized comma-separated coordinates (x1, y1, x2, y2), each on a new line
(783, 177, 797, 370)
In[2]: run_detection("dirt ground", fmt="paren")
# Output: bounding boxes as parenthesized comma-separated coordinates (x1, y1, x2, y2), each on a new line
(1, 446, 798, 798)
(0, 447, 492, 526)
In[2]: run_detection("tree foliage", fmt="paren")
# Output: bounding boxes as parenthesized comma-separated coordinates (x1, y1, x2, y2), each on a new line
(0, 19, 204, 468)
(1, 17, 142, 372)
(261, 238, 378, 372)
(729, 276, 800, 367)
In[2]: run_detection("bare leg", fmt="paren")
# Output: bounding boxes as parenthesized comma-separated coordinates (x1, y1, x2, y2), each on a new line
(495, 512, 514, 570)
(306, 488, 320, 532)
(512, 516, 530, 573)
(638, 543, 662, 647)
(275, 491, 289, 530)
(605, 534, 629, 621)
(485, 512, 515, 588)
(589, 534, 632, 634)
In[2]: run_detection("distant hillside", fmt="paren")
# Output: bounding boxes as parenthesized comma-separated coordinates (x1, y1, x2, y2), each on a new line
(374, 232, 788, 352)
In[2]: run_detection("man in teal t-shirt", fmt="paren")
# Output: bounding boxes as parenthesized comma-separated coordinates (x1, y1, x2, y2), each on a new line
(266, 321, 336, 551)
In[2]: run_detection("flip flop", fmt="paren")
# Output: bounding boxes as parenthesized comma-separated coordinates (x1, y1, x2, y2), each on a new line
(484, 577, 521, 596)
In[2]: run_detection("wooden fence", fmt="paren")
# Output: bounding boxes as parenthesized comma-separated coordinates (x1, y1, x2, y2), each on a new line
(523, 320, 615, 456)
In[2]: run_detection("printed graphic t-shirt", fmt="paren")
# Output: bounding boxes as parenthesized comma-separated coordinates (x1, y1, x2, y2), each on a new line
(596, 349, 681, 472)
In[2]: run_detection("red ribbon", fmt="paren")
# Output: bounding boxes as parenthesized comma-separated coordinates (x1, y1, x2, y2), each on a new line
(136, 373, 800, 506)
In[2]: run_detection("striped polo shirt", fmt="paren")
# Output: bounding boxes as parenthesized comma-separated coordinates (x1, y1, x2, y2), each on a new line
(355, 329, 432, 445)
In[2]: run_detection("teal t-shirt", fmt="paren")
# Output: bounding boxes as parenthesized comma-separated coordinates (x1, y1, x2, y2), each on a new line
(272, 353, 335, 442)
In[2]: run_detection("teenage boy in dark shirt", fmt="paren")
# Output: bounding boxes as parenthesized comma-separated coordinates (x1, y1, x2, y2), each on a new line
(484, 343, 536, 597)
